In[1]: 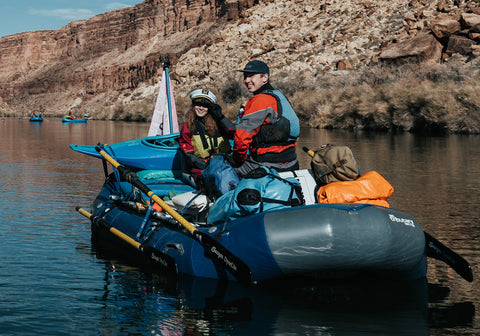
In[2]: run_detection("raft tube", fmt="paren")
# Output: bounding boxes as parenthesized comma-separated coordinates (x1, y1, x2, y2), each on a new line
(90, 177, 427, 283)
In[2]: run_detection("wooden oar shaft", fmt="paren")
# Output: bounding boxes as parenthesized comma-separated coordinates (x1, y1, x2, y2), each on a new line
(302, 146, 315, 158)
(77, 207, 141, 249)
(147, 192, 196, 234)
(97, 148, 121, 168)
(77, 207, 178, 276)
(96, 147, 196, 233)
(95, 145, 253, 285)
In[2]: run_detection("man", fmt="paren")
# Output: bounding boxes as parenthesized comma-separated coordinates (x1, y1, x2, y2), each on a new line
(232, 60, 300, 177)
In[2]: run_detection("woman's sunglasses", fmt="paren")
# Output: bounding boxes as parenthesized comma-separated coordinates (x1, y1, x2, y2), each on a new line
(192, 98, 211, 108)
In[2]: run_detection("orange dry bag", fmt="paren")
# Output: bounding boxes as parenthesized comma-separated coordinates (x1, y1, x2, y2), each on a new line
(316, 171, 394, 207)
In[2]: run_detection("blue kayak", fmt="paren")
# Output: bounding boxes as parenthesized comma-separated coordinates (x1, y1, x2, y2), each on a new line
(70, 133, 182, 170)
(62, 117, 87, 123)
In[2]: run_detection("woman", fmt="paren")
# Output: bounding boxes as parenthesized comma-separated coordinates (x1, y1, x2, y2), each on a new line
(179, 89, 234, 182)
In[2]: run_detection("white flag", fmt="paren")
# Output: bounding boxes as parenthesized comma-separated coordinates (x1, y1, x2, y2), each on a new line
(148, 68, 179, 136)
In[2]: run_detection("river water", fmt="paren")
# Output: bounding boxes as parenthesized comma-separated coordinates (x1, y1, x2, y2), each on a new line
(0, 118, 478, 335)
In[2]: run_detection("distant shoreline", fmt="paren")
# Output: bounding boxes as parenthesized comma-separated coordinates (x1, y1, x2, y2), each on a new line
(2, 62, 480, 135)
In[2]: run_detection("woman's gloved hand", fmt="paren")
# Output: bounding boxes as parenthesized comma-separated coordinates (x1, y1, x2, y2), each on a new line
(207, 103, 224, 120)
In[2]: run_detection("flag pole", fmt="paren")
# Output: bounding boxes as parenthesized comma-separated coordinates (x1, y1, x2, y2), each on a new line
(163, 57, 173, 134)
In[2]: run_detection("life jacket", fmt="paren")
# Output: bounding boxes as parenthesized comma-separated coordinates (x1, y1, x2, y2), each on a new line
(254, 89, 300, 148)
(191, 119, 231, 159)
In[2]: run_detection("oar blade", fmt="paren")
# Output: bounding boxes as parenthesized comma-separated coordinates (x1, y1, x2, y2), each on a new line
(76, 207, 178, 278)
(195, 231, 253, 285)
(425, 231, 473, 282)
(141, 245, 178, 276)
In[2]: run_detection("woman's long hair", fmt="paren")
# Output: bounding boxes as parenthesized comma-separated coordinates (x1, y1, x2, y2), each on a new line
(186, 105, 218, 137)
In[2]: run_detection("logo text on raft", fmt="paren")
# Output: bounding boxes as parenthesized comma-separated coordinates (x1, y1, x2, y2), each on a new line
(210, 246, 238, 272)
(389, 214, 415, 227)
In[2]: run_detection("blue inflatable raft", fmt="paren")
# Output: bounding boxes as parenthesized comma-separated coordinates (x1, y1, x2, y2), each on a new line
(84, 171, 427, 283)
(30, 115, 43, 122)
(74, 141, 473, 284)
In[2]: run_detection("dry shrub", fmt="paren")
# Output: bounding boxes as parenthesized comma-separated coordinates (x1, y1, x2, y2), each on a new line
(382, 81, 447, 133)
(220, 77, 245, 104)
(82, 60, 480, 134)
(449, 84, 480, 134)
(110, 100, 152, 122)
(355, 86, 391, 131)
(294, 84, 391, 131)
(379, 80, 480, 134)
(291, 89, 320, 122)
(288, 61, 480, 134)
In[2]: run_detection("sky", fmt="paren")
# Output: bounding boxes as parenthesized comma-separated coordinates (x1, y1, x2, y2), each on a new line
(0, 1, 144, 38)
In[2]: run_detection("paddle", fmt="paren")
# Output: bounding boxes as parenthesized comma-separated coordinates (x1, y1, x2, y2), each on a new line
(303, 146, 474, 282)
(424, 232, 473, 282)
(94, 145, 253, 285)
(76, 207, 177, 277)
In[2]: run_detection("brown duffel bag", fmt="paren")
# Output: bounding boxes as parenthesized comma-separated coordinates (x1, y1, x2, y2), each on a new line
(311, 144, 360, 185)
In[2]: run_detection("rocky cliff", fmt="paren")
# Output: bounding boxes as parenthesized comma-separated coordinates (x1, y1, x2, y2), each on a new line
(0, 0, 479, 119)
(0, 0, 256, 116)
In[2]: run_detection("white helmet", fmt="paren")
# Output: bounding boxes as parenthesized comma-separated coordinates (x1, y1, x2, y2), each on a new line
(189, 89, 217, 104)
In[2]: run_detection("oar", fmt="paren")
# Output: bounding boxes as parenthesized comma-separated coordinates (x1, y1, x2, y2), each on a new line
(302, 146, 315, 158)
(76, 207, 177, 277)
(424, 232, 473, 282)
(303, 146, 474, 282)
(94, 145, 253, 285)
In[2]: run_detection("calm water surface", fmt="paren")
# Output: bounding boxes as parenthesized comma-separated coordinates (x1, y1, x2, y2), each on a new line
(0, 118, 479, 335)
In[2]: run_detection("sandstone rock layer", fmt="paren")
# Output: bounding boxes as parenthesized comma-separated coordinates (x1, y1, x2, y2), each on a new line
(0, 0, 478, 117)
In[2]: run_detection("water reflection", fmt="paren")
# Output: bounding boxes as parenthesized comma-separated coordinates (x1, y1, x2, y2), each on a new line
(95, 263, 431, 336)
(429, 282, 475, 329)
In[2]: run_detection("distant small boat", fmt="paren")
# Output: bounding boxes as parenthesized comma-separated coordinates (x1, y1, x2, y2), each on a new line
(30, 115, 43, 122)
(62, 116, 87, 123)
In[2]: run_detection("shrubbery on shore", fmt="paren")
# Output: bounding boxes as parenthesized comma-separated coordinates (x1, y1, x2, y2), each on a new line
(217, 61, 480, 134)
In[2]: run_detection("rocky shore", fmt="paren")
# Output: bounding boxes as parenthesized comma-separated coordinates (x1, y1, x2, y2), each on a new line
(0, 0, 479, 133)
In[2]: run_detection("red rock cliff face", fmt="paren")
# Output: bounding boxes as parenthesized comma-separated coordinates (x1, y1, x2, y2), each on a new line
(0, 0, 254, 115)
(2, 0, 478, 118)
